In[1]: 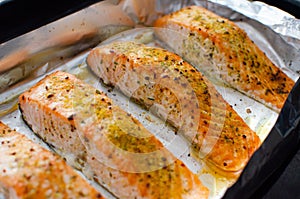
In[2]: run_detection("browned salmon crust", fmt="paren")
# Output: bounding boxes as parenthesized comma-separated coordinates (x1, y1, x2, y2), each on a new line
(0, 121, 103, 199)
(86, 41, 261, 177)
(154, 6, 294, 112)
(19, 71, 209, 199)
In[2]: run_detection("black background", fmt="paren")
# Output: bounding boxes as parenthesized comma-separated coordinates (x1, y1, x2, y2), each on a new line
(0, 0, 101, 43)
(0, 0, 300, 198)
(0, 0, 299, 43)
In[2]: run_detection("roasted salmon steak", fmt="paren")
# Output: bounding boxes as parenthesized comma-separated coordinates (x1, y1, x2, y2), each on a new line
(19, 71, 209, 199)
(87, 41, 261, 177)
(154, 6, 294, 112)
(0, 121, 103, 199)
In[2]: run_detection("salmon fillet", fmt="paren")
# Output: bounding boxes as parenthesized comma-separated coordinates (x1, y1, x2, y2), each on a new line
(0, 121, 103, 199)
(86, 41, 261, 177)
(19, 71, 209, 199)
(153, 5, 294, 112)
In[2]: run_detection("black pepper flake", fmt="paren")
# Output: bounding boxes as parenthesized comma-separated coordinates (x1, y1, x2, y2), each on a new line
(22, 95, 25, 100)
(190, 69, 196, 73)
(47, 94, 54, 98)
(242, 135, 247, 139)
(45, 86, 49, 90)
(96, 90, 101, 94)
(223, 162, 227, 166)
(145, 76, 150, 80)
(265, 88, 271, 95)
(165, 55, 169, 61)
(68, 114, 75, 121)
(71, 125, 76, 132)
(65, 76, 69, 80)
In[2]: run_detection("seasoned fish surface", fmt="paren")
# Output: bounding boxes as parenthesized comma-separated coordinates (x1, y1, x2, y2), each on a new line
(0, 122, 103, 199)
(154, 6, 294, 111)
(86, 41, 261, 176)
(19, 71, 209, 199)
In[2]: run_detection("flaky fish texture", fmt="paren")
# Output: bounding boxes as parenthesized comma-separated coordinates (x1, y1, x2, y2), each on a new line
(87, 41, 261, 177)
(154, 5, 294, 112)
(0, 121, 103, 199)
(19, 71, 209, 199)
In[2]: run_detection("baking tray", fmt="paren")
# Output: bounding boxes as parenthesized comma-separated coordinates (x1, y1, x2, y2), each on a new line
(1, 0, 300, 198)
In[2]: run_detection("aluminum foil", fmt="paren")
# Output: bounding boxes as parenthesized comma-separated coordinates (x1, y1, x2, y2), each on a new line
(0, 0, 300, 198)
